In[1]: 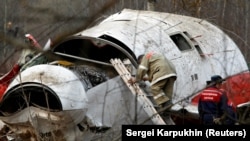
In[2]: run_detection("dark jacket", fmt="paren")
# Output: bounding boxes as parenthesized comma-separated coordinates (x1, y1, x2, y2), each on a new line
(222, 97, 237, 125)
(198, 86, 227, 125)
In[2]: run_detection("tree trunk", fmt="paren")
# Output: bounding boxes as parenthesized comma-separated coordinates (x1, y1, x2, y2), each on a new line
(147, 0, 156, 11)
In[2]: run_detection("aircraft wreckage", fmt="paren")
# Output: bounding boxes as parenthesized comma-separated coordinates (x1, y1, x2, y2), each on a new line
(0, 8, 249, 140)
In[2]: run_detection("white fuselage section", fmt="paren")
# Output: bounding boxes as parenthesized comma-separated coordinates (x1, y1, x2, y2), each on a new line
(79, 9, 248, 111)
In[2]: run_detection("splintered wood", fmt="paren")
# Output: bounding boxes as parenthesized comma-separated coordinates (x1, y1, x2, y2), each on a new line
(110, 58, 166, 125)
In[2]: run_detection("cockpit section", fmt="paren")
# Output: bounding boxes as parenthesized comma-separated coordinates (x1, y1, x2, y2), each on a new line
(52, 36, 136, 66)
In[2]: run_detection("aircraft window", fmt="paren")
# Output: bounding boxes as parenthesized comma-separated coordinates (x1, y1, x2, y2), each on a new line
(191, 74, 198, 81)
(183, 31, 204, 56)
(195, 45, 204, 56)
(170, 34, 192, 51)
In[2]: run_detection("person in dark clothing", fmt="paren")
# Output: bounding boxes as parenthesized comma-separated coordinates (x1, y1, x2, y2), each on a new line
(220, 90, 237, 125)
(198, 75, 228, 125)
(203, 78, 237, 125)
(224, 101, 237, 125)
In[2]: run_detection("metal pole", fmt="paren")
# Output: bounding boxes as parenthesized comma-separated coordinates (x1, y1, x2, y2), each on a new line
(54, 52, 113, 67)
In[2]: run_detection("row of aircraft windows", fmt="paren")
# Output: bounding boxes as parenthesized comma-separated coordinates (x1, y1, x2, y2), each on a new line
(170, 32, 203, 56)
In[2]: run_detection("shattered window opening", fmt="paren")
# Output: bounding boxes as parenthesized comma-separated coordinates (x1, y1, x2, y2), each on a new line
(170, 33, 192, 51)
(183, 31, 204, 56)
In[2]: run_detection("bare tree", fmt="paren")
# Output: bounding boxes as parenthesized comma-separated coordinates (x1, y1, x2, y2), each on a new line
(147, 0, 156, 11)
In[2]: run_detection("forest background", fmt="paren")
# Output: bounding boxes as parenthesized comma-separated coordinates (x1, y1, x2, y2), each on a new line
(0, 0, 249, 74)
